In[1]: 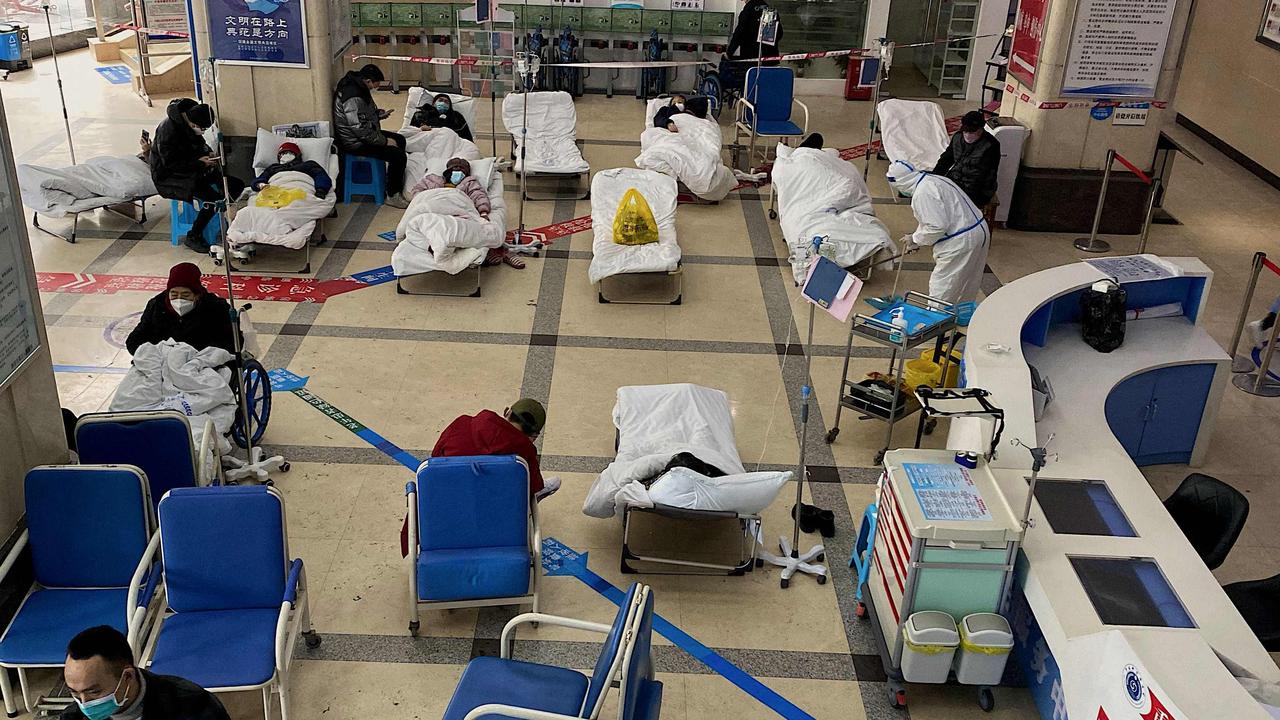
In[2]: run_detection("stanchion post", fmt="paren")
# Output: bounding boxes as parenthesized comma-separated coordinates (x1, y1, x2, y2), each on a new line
(1227, 252, 1265, 373)
(1074, 149, 1115, 253)
(1136, 177, 1160, 254)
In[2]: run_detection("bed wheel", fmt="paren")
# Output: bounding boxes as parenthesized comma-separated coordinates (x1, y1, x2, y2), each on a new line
(816, 553, 825, 563)
(817, 574, 827, 585)
(408, 621, 420, 637)
(304, 631, 322, 649)
(780, 578, 790, 589)
(768, 209, 778, 220)
(978, 687, 995, 713)
(279, 462, 291, 473)
(755, 558, 764, 568)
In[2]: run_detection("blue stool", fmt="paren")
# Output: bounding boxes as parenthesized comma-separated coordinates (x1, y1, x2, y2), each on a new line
(169, 200, 224, 248)
(342, 154, 387, 204)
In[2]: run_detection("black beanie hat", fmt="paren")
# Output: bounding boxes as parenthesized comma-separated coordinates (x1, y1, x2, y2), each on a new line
(186, 103, 214, 129)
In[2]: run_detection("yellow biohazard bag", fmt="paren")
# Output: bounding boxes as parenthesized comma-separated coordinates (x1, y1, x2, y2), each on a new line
(612, 188, 659, 246)
(254, 185, 307, 209)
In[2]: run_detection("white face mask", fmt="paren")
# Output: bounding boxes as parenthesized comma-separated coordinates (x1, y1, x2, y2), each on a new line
(279, 152, 298, 163)
(674, 102, 685, 111)
(171, 298, 194, 316)
(962, 130, 982, 143)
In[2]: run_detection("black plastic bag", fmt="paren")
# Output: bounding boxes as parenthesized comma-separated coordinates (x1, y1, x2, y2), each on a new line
(1080, 280, 1126, 353)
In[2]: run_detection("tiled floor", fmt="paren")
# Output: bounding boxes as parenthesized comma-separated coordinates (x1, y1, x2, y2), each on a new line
(10, 48, 1280, 719)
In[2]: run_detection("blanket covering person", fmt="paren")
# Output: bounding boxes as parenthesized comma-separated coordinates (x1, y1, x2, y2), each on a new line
(393, 159, 506, 276)
(110, 339, 237, 455)
(407, 158, 490, 213)
(933, 110, 1000, 207)
(125, 263, 237, 356)
(228, 170, 338, 250)
(635, 99, 734, 201)
(252, 142, 332, 197)
(400, 127, 482, 196)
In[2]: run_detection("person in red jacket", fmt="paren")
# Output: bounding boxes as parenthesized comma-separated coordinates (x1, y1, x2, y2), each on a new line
(430, 398, 555, 498)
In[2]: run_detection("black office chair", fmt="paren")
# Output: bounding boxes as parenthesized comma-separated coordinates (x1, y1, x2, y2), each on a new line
(1162, 473, 1249, 571)
(1225, 574, 1280, 651)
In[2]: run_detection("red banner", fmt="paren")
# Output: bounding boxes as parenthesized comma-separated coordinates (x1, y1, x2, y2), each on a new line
(1009, 0, 1050, 89)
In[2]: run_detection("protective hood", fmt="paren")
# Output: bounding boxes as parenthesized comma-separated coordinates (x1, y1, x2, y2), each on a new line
(887, 160, 923, 197)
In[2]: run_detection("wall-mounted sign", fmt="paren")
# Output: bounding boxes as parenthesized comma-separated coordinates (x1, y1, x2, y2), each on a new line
(1259, 0, 1280, 51)
(1008, 0, 1050, 89)
(143, 0, 190, 38)
(1062, 0, 1177, 98)
(207, 0, 308, 67)
(1112, 104, 1150, 126)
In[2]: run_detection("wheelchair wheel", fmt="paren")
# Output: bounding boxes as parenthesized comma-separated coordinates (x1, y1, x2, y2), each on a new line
(699, 73, 722, 119)
(232, 358, 272, 449)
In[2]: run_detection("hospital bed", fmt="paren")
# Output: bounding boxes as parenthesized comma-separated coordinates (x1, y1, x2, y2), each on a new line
(874, 98, 949, 171)
(223, 128, 340, 273)
(636, 96, 736, 204)
(399, 88, 479, 140)
(589, 168, 682, 305)
(392, 157, 505, 297)
(584, 384, 792, 575)
(399, 89, 484, 197)
(19, 154, 156, 244)
(502, 91, 591, 201)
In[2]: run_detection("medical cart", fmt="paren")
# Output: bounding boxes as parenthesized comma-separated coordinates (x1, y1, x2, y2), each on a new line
(861, 448, 1022, 711)
(824, 292, 960, 464)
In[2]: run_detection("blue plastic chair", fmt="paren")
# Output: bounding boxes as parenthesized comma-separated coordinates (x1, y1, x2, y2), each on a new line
(76, 410, 219, 506)
(341, 153, 387, 204)
(139, 486, 318, 720)
(0, 466, 157, 717)
(849, 503, 879, 617)
(169, 199, 224, 247)
(442, 582, 662, 720)
(734, 66, 809, 156)
(406, 455, 540, 636)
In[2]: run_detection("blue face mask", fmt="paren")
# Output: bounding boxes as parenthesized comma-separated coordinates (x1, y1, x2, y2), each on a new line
(435, 101, 449, 113)
(447, 170, 465, 185)
(76, 671, 128, 720)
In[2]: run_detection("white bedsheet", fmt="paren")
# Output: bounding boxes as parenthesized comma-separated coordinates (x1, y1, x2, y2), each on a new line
(583, 383, 790, 518)
(110, 340, 236, 456)
(400, 126, 483, 195)
(589, 168, 680, 284)
(636, 113, 735, 201)
(876, 98, 949, 171)
(773, 144, 893, 283)
(19, 156, 156, 217)
(392, 161, 506, 276)
(227, 171, 337, 250)
(502, 91, 590, 174)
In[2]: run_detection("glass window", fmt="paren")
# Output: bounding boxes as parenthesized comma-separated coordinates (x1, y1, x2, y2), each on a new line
(772, 0, 871, 80)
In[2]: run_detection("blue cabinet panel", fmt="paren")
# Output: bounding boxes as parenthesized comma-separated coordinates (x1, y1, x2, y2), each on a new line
(1105, 372, 1156, 458)
(1137, 363, 1214, 460)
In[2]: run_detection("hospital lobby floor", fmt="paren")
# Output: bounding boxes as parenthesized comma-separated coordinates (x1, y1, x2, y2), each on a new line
(9, 48, 1280, 720)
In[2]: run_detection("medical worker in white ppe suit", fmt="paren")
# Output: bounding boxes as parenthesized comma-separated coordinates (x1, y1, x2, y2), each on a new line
(886, 159, 991, 305)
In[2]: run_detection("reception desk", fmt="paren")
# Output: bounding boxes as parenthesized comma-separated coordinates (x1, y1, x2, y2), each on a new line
(949, 258, 1279, 719)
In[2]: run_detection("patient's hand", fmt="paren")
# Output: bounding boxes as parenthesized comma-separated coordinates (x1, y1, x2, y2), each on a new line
(668, 126, 679, 133)
(419, 125, 432, 131)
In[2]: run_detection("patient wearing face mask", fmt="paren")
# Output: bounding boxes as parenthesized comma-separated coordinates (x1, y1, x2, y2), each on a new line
(410, 93, 474, 141)
(124, 262, 238, 355)
(653, 94, 688, 132)
(406, 158, 526, 269)
(250, 141, 333, 198)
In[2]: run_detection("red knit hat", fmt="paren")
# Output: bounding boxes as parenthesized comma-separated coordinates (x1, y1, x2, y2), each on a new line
(167, 262, 204, 293)
(278, 141, 301, 157)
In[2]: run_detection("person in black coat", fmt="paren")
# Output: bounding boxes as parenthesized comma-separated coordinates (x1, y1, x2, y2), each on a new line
(410, 93, 474, 141)
(726, 0, 782, 60)
(150, 98, 247, 253)
(933, 110, 1001, 208)
(61, 626, 230, 720)
(653, 94, 687, 131)
(125, 262, 237, 356)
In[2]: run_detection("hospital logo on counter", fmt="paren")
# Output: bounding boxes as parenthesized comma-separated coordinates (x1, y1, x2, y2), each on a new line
(1123, 664, 1146, 708)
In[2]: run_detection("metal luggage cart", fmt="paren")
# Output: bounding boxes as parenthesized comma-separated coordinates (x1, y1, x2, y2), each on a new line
(825, 291, 960, 464)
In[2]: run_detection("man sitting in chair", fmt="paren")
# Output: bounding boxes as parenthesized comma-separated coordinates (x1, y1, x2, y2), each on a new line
(61, 625, 229, 720)
(432, 399, 559, 500)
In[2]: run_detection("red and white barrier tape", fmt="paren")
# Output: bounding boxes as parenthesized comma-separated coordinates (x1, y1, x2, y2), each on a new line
(1003, 84, 1168, 111)
(111, 23, 189, 37)
(351, 53, 510, 66)
(732, 47, 874, 63)
(1263, 257, 1280, 277)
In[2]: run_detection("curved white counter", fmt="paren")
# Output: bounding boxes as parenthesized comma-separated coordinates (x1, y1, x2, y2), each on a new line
(950, 258, 1279, 719)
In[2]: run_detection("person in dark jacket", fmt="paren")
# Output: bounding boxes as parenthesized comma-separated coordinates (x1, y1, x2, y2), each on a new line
(653, 94, 687, 131)
(251, 141, 333, 198)
(933, 110, 1001, 208)
(410, 93, 473, 141)
(61, 625, 229, 720)
(333, 64, 410, 208)
(150, 99, 246, 253)
(125, 262, 236, 356)
(726, 0, 781, 60)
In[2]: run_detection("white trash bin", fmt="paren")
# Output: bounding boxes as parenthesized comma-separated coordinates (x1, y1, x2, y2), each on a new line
(900, 611, 959, 683)
(955, 613, 1014, 685)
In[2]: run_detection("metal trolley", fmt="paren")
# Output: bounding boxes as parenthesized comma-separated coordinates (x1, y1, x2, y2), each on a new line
(825, 291, 960, 463)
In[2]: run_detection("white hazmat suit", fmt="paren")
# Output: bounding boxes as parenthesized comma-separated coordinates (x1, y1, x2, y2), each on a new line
(887, 159, 990, 305)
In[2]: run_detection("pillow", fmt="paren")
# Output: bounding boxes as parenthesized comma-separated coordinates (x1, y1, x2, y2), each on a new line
(252, 128, 333, 171)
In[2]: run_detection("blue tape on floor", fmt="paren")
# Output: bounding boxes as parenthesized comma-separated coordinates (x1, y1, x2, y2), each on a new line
(95, 65, 131, 84)
(53, 364, 130, 374)
(351, 265, 397, 286)
(267, 368, 309, 391)
(355, 427, 421, 471)
(542, 538, 815, 720)
(378, 230, 396, 241)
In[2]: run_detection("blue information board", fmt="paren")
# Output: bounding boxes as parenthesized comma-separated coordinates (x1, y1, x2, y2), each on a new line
(902, 462, 992, 521)
(207, 0, 307, 66)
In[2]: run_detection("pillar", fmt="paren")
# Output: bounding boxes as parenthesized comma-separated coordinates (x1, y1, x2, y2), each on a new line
(999, 0, 1193, 233)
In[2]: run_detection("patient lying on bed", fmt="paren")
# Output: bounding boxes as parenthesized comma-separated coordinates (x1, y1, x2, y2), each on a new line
(227, 143, 337, 251)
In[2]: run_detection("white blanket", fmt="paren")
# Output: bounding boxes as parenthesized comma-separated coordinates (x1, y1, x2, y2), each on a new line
(392, 168, 507, 277)
(502, 91, 590, 174)
(773, 145, 894, 284)
(584, 384, 790, 518)
(19, 156, 156, 217)
(636, 114, 735, 201)
(400, 126, 483, 196)
(876, 98, 949, 171)
(110, 340, 237, 455)
(589, 168, 680, 284)
(227, 171, 337, 250)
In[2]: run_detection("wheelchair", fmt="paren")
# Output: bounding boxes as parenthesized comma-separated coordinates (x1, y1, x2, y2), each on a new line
(696, 55, 741, 119)
(228, 305, 276, 452)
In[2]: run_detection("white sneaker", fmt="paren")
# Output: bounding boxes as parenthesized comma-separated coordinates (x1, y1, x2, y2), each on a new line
(535, 476, 561, 502)
(384, 193, 409, 209)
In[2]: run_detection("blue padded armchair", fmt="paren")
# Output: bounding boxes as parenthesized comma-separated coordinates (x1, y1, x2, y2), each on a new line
(0, 466, 159, 717)
(405, 455, 541, 636)
(137, 486, 318, 720)
(734, 66, 809, 170)
(443, 582, 662, 720)
(76, 410, 222, 498)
